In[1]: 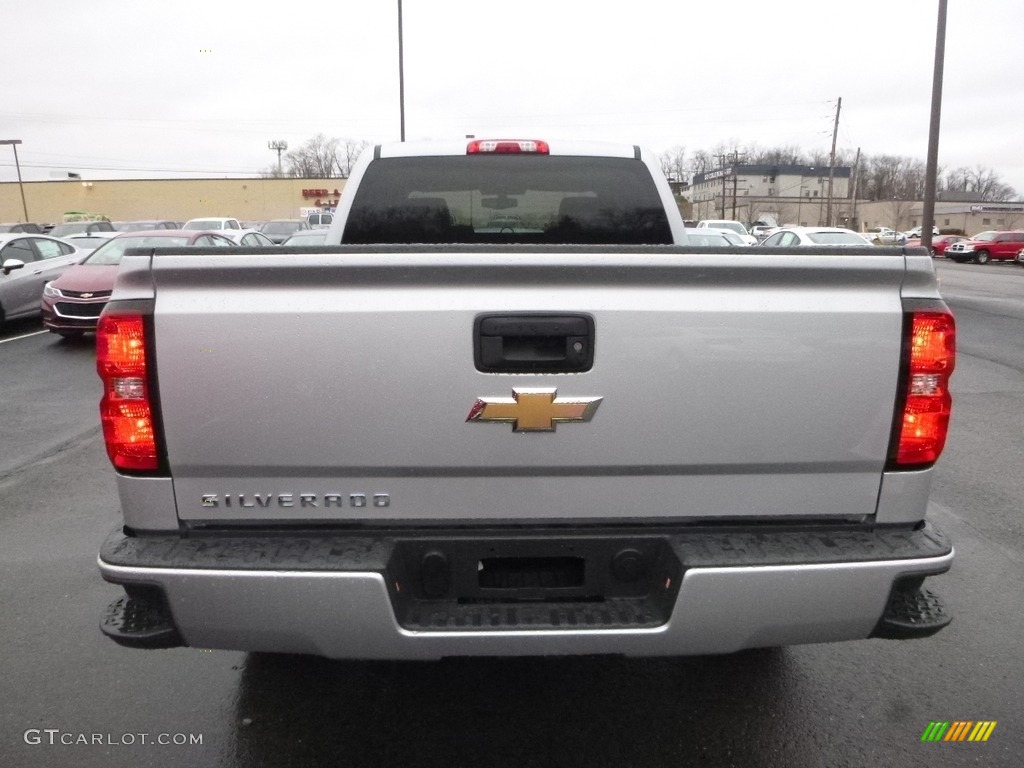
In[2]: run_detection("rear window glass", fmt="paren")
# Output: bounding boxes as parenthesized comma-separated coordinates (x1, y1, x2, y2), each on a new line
(85, 236, 190, 265)
(704, 221, 746, 235)
(807, 232, 870, 245)
(282, 231, 329, 245)
(342, 156, 672, 245)
(263, 221, 304, 234)
(686, 232, 730, 247)
(48, 224, 90, 237)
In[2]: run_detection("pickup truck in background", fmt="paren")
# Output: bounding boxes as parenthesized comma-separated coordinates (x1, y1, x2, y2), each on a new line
(97, 138, 956, 659)
(944, 230, 1024, 264)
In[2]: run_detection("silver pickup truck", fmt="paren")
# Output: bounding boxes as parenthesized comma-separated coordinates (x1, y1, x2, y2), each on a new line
(97, 139, 956, 658)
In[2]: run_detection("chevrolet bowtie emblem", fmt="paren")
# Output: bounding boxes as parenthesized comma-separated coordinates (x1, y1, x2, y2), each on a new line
(466, 388, 602, 432)
(81, 293, 94, 298)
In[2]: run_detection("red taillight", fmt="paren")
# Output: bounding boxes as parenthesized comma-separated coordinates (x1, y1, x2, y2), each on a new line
(467, 139, 550, 155)
(97, 312, 159, 471)
(894, 311, 955, 466)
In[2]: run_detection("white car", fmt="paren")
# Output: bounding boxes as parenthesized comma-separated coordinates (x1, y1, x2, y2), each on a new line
(862, 227, 907, 245)
(704, 228, 750, 246)
(683, 227, 733, 247)
(760, 227, 874, 247)
(182, 217, 242, 231)
(902, 226, 939, 239)
(695, 219, 758, 245)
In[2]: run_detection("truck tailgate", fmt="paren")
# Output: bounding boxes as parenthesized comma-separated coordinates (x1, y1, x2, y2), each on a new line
(148, 247, 907, 525)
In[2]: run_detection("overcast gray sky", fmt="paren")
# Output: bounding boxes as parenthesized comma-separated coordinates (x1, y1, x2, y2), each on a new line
(3, 0, 1023, 196)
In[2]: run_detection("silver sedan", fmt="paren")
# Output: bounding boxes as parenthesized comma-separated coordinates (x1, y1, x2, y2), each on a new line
(759, 227, 874, 247)
(221, 229, 278, 247)
(0, 234, 86, 330)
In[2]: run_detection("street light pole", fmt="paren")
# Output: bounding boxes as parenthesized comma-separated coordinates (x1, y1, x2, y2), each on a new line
(921, 0, 948, 253)
(1, 139, 29, 221)
(398, 0, 406, 141)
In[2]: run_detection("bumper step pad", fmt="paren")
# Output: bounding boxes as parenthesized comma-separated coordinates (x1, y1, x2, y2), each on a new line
(871, 585, 951, 640)
(100, 594, 184, 649)
(402, 599, 662, 632)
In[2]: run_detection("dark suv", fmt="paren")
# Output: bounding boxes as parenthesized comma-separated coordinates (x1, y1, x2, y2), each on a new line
(945, 231, 1024, 263)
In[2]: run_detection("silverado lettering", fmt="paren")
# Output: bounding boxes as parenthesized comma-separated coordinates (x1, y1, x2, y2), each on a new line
(200, 493, 390, 509)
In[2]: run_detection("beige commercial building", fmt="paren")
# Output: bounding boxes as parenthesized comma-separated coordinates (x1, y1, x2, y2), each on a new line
(857, 199, 1024, 236)
(686, 164, 853, 226)
(0, 177, 347, 227)
(680, 164, 1024, 235)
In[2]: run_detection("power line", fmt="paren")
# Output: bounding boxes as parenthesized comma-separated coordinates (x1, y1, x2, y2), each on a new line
(0, 161, 261, 176)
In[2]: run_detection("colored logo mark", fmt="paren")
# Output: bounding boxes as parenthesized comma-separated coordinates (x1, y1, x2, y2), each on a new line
(921, 721, 997, 742)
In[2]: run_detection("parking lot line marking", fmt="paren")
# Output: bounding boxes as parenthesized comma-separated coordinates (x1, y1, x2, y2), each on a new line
(0, 330, 49, 345)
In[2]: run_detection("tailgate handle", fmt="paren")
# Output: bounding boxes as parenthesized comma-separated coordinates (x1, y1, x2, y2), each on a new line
(474, 314, 594, 373)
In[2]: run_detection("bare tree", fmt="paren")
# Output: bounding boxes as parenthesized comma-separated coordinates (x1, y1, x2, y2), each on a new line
(259, 164, 287, 179)
(338, 139, 371, 178)
(285, 134, 342, 178)
(710, 139, 744, 167)
(808, 149, 831, 167)
(894, 158, 928, 200)
(832, 148, 859, 169)
(942, 166, 971, 192)
(862, 155, 905, 201)
(659, 145, 688, 183)
(939, 165, 1016, 200)
(770, 200, 797, 227)
(688, 150, 714, 177)
(887, 198, 916, 233)
(749, 144, 806, 167)
(968, 165, 1016, 201)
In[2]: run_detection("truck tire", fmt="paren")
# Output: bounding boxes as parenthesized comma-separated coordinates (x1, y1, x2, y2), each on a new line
(974, 250, 990, 264)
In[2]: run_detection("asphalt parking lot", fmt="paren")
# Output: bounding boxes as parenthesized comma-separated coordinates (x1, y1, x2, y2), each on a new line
(1, 260, 1022, 768)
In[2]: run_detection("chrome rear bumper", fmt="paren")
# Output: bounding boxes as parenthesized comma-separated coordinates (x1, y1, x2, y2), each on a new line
(98, 524, 953, 658)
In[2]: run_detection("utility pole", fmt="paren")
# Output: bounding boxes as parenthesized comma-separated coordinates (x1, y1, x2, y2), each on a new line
(732, 166, 739, 219)
(268, 140, 288, 176)
(826, 97, 841, 226)
(921, 0, 948, 253)
(0, 139, 29, 221)
(715, 151, 744, 219)
(730, 151, 746, 220)
(850, 147, 861, 230)
(716, 154, 728, 218)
